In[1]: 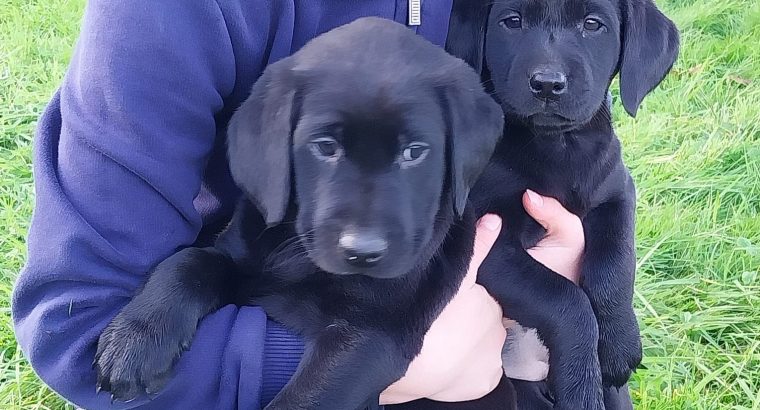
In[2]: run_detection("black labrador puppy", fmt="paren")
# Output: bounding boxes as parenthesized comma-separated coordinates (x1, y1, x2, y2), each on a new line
(94, 17, 504, 410)
(440, 0, 679, 408)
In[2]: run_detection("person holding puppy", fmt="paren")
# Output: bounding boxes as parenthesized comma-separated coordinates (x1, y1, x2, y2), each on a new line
(12, 1, 631, 409)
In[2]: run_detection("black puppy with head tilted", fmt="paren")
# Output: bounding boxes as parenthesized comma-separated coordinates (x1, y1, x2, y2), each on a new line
(93, 17, 504, 410)
(445, 0, 679, 408)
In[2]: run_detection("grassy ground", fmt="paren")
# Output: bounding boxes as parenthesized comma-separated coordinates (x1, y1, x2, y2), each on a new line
(1, 0, 757, 408)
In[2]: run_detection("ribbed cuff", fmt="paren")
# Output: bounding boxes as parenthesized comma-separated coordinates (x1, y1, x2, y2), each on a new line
(260, 320, 305, 406)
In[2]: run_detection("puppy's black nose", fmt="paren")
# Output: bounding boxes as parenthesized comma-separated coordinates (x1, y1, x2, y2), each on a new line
(529, 70, 567, 99)
(339, 230, 388, 268)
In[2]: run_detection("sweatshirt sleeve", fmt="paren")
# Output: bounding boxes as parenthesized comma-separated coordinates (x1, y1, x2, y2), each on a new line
(11, 1, 302, 408)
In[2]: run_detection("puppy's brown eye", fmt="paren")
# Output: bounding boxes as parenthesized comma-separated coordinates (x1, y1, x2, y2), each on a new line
(583, 18, 602, 31)
(310, 137, 342, 160)
(401, 142, 430, 167)
(499, 14, 522, 29)
(316, 141, 337, 156)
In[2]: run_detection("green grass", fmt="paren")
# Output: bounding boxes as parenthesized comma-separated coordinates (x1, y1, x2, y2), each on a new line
(0, 0, 758, 408)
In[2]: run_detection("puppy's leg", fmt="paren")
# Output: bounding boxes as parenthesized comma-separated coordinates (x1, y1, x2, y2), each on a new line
(580, 198, 642, 387)
(477, 240, 604, 410)
(95, 247, 236, 401)
(265, 322, 407, 410)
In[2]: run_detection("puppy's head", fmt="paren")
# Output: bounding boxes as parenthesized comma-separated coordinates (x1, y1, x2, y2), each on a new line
(228, 18, 503, 278)
(455, 0, 678, 132)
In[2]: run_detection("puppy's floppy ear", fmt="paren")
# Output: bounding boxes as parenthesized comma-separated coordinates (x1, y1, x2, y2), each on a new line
(440, 70, 504, 216)
(445, 0, 491, 73)
(227, 59, 298, 225)
(619, 0, 680, 117)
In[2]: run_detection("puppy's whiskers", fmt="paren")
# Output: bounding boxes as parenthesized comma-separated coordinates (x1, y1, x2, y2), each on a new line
(268, 229, 314, 260)
(264, 229, 317, 274)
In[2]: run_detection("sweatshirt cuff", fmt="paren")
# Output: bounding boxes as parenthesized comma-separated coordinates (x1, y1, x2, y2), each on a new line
(260, 320, 305, 406)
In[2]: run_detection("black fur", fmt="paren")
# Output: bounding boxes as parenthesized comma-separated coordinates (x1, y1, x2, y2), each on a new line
(444, 0, 679, 408)
(95, 1, 680, 407)
(94, 17, 504, 409)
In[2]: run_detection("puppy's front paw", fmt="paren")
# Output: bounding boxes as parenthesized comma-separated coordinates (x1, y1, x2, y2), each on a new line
(597, 312, 642, 387)
(94, 307, 194, 402)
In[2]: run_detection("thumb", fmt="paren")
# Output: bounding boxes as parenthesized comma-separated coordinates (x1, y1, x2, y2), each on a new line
(522, 190, 584, 244)
(463, 214, 502, 288)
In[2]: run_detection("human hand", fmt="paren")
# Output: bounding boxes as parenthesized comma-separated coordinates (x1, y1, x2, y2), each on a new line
(379, 214, 507, 404)
(380, 192, 585, 404)
(523, 190, 585, 284)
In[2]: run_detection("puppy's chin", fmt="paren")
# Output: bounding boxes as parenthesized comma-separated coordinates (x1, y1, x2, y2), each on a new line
(506, 101, 606, 135)
(494, 87, 605, 134)
(526, 113, 579, 133)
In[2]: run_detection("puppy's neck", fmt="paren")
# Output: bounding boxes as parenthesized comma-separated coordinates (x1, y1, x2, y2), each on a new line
(494, 103, 622, 207)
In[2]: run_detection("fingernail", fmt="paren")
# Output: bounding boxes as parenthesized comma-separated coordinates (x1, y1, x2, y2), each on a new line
(480, 214, 501, 231)
(526, 190, 543, 208)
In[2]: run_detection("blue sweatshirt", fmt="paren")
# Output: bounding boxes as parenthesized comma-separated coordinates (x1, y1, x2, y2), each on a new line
(11, 1, 453, 409)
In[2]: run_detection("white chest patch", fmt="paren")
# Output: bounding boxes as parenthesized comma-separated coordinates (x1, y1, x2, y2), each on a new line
(501, 320, 550, 381)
